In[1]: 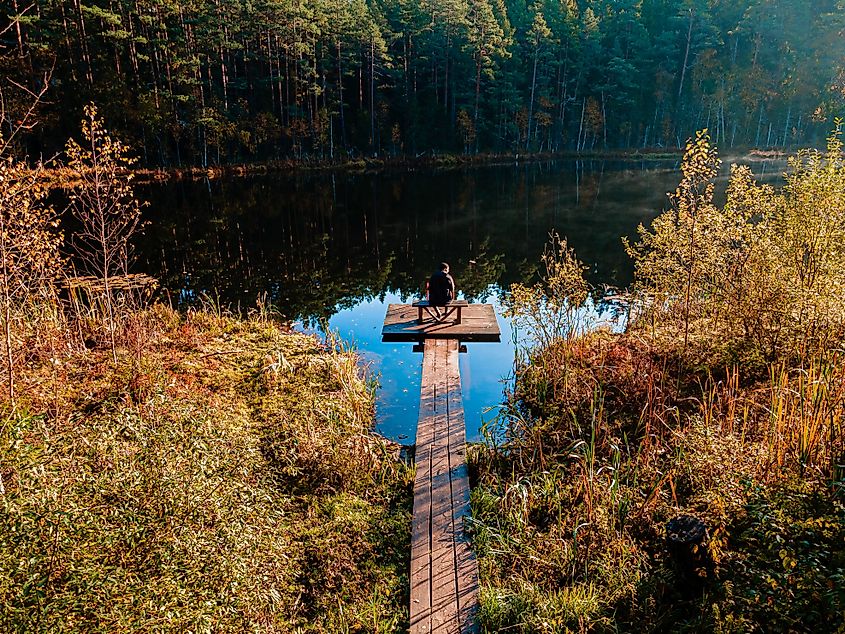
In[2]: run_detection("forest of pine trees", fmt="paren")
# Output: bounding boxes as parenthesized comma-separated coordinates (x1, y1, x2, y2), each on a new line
(3, 0, 845, 166)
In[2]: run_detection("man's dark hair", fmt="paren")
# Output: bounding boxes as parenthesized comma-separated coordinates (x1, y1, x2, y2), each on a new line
(439, 262, 450, 271)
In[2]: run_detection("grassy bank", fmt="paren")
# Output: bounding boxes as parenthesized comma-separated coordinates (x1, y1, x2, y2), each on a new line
(0, 305, 412, 632)
(469, 331, 845, 631)
(468, 131, 845, 632)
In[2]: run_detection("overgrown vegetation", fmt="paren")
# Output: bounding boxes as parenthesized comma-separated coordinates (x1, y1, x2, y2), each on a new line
(627, 125, 845, 362)
(66, 103, 145, 362)
(475, 130, 845, 631)
(0, 149, 61, 406)
(0, 305, 412, 632)
(0, 76, 61, 407)
(0, 100, 411, 631)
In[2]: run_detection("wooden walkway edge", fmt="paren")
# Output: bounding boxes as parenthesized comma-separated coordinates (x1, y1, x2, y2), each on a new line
(410, 338, 479, 634)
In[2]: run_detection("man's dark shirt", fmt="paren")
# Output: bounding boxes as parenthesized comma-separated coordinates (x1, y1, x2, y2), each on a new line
(428, 270, 455, 305)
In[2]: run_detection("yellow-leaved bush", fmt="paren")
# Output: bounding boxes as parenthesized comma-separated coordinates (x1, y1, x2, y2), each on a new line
(627, 124, 845, 362)
(0, 150, 62, 404)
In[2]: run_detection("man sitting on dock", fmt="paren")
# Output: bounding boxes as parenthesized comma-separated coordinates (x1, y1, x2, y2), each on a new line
(428, 262, 455, 319)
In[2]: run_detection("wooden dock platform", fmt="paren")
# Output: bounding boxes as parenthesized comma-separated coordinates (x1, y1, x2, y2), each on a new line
(382, 302, 499, 631)
(382, 304, 500, 343)
(410, 338, 479, 634)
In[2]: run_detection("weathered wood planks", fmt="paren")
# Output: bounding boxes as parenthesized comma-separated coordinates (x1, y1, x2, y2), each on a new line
(410, 338, 480, 634)
(382, 304, 500, 343)
(412, 299, 470, 324)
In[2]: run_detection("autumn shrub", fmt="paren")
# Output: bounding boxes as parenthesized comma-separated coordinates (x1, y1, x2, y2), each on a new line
(627, 124, 845, 363)
(622, 127, 845, 477)
(66, 104, 145, 362)
(0, 152, 62, 406)
(505, 231, 589, 353)
(475, 132, 845, 631)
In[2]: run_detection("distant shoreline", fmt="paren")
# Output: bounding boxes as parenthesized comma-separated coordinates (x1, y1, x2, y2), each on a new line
(129, 149, 687, 184)
(39, 146, 797, 187)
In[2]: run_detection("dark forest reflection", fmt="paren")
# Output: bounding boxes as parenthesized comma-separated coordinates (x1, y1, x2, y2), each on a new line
(136, 159, 785, 440)
(137, 160, 690, 320)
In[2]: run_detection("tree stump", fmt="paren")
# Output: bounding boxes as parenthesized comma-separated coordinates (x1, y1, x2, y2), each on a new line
(666, 514, 710, 589)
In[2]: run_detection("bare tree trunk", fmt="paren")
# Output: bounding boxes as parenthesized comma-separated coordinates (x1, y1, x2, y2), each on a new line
(444, 36, 450, 114)
(474, 56, 481, 137)
(337, 41, 346, 149)
(72, 0, 94, 86)
(370, 38, 375, 152)
(557, 50, 569, 150)
(577, 97, 586, 152)
(782, 105, 791, 147)
(677, 9, 693, 101)
(220, 47, 229, 111)
(11, 0, 25, 60)
(601, 92, 607, 148)
(283, 44, 290, 124)
(267, 32, 276, 116)
(58, 1, 78, 81)
(89, 135, 119, 364)
(526, 45, 539, 150)
(0, 216, 15, 406)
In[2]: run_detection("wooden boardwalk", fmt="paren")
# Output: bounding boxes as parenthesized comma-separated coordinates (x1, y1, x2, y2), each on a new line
(410, 338, 479, 634)
(382, 304, 501, 342)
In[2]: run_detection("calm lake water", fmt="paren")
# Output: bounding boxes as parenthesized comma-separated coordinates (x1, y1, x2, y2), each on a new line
(136, 158, 785, 442)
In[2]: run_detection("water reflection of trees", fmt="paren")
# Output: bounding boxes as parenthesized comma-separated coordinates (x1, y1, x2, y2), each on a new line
(458, 239, 506, 302)
(137, 163, 686, 321)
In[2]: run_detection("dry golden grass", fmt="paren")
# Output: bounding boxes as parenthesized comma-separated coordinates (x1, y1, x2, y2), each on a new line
(471, 330, 845, 632)
(0, 304, 412, 632)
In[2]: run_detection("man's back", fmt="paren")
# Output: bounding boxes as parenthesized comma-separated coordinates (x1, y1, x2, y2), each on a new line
(428, 269, 455, 305)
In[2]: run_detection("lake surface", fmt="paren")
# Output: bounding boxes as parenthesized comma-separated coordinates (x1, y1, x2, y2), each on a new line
(136, 158, 784, 442)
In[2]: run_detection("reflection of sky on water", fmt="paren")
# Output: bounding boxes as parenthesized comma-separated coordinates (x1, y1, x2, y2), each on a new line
(135, 160, 785, 443)
(318, 287, 625, 443)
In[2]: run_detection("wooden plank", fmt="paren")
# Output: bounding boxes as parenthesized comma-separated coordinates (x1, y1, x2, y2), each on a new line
(410, 441, 433, 634)
(410, 341, 437, 634)
(445, 343, 480, 633)
(430, 340, 459, 633)
(382, 304, 501, 342)
(410, 337, 481, 634)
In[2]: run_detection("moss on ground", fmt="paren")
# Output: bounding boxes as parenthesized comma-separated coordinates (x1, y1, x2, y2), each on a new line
(0, 306, 412, 632)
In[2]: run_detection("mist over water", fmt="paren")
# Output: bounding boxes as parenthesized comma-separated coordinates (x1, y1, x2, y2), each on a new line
(137, 159, 785, 441)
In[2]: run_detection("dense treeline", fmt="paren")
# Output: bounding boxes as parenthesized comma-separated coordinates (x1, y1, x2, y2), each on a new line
(3, 0, 845, 165)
